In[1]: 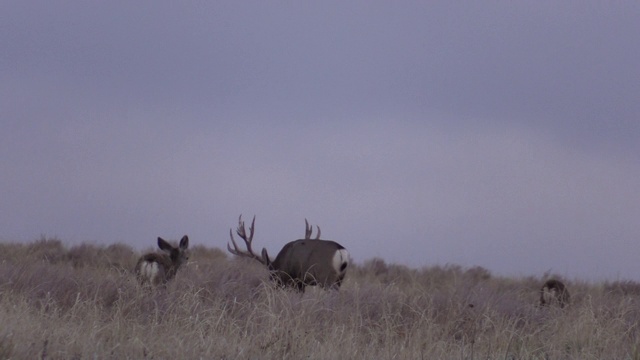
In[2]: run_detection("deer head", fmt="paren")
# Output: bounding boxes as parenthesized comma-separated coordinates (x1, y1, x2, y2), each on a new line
(227, 215, 349, 292)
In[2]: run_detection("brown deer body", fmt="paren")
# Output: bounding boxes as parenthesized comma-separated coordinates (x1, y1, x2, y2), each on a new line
(227, 215, 349, 292)
(135, 236, 189, 286)
(268, 238, 349, 291)
(539, 279, 570, 308)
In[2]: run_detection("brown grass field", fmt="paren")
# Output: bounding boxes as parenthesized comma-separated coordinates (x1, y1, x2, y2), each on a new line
(1, 238, 639, 359)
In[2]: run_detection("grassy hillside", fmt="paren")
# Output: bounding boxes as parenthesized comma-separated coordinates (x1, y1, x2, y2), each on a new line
(0, 238, 639, 359)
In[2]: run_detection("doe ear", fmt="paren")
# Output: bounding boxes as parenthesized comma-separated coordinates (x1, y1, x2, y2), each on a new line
(157, 237, 173, 252)
(261, 248, 271, 267)
(179, 235, 189, 250)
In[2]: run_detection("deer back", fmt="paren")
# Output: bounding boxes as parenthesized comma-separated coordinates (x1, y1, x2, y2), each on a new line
(135, 253, 172, 285)
(135, 235, 189, 286)
(270, 239, 349, 288)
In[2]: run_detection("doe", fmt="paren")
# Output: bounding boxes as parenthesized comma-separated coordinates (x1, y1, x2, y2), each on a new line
(539, 279, 570, 308)
(135, 235, 189, 286)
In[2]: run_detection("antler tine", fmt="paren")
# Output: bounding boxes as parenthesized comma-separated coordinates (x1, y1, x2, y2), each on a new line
(227, 215, 264, 264)
(247, 215, 255, 242)
(305, 218, 312, 239)
(227, 228, 243, 255)
(237, 215, 256, 249)
(304, 218, 321, 240)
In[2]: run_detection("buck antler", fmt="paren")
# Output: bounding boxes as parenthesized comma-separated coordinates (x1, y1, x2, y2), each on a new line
(304, 218, 321, 240)
(227, 215, 348, 292)
(228, 215, 267, 265)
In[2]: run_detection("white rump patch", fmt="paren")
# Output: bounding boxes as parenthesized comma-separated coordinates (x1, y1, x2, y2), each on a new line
(332, 249, 350, 275)
(139, 261, 160, 283)
(542, 287, 557, 304)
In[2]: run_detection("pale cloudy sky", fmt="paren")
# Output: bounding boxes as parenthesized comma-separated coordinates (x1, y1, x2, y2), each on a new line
(2, 1, 639, 281)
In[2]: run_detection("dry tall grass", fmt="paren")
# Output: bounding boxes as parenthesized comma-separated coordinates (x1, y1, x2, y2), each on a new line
(1, 238, 639, 359)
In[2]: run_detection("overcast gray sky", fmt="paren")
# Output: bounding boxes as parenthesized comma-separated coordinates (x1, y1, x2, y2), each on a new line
(2, 1, 639, 281)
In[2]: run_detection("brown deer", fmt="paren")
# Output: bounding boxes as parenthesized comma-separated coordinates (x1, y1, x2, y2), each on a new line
(135, 236, 189, 286)
(539, 279, 570, 308)
(227, 215, 349, 292)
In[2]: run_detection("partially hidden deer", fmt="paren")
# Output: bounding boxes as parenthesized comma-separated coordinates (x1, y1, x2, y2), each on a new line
(227, 215, 349, 292)
(539, 279, 570, 308)
(135, 235, 189, 286)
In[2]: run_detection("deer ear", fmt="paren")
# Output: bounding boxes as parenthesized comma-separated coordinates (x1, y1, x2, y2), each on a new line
(261, 248, 271, 267)
(157, 237, 172, 251)
(179, 235, 189, 250)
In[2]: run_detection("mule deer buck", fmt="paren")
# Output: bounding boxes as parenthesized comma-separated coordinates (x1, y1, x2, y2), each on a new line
(539, 279, 570, 308)
(227, 215, 349, 292)
(135, 236, 189, 286)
